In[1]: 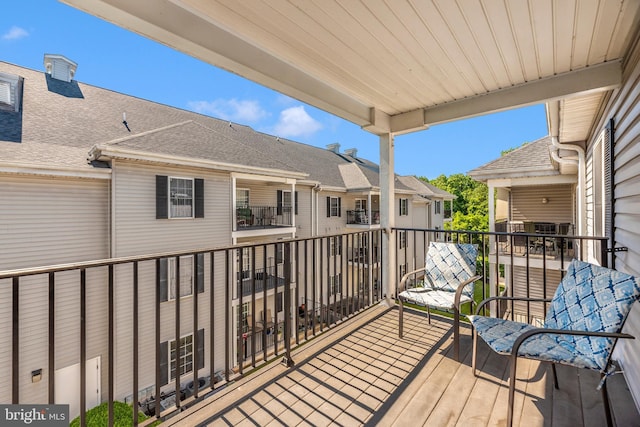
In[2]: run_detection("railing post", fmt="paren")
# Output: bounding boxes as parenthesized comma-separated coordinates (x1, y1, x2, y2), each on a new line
(282, 241, 294, 367)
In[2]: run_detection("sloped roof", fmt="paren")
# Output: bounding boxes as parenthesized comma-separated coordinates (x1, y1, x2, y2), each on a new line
(468, 136, 558, 181)
(0, 59, 419, 192)
(396, 175, 455, 200)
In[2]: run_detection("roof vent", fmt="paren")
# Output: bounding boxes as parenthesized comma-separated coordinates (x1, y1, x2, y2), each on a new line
(326, 143, 340, 153)
(43, 54, 77, 83)
(344, 148, 357, 158)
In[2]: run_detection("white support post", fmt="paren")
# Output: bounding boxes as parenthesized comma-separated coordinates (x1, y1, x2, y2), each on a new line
(232, 175, 237, 231)
(367, 193, 372, 225)
(487, 183, 497, 316)
(291, 182, 296, 231)
(380, 133, 396, 307)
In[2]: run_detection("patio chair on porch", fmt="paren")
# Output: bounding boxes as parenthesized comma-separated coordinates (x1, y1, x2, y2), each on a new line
(468, 259, 640, 427)
(398, 242, 482, 361)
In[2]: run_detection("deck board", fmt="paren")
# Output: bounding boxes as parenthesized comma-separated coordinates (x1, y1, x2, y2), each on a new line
(163, 306, 638, 427)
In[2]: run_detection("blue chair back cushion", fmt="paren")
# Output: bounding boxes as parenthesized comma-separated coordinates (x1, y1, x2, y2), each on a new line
(545, 259, 640, 370)
(425, 242, 478, 296)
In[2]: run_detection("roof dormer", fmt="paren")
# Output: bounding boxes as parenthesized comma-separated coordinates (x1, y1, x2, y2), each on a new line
(0, 72, 22, 113)
(43, 54, 77, 83)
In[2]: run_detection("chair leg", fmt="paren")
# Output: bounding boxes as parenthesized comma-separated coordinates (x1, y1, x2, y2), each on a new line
(472, 329, 478, 376)
(601, 376, 614, 427)
(399, 300, 404, 339)
(551, 363, 559, 389)
(453, 306, 459, 361)
(507, 355, 518, 427)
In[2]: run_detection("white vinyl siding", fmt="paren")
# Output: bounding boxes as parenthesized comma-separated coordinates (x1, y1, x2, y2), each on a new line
(112, 161, 229, 399)
(0, 175, 109, 269)
(510, 185, 574, 223)
(586, 36, 640, 408)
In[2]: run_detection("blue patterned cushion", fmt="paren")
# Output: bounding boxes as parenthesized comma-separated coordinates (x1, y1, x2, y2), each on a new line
(544, 259, 640, 370)
(424, 242, 478, 297)
(469, 259, 640, 372)
(468, 315, 603, 370)
(401, 289, 473, 309)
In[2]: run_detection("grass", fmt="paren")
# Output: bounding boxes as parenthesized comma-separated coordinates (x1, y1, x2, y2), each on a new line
(70, 401, 160, 427)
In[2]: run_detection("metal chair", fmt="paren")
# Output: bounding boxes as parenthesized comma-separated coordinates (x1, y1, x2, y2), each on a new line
(398, 242, 482, 361)
(468, 259, 640, 427)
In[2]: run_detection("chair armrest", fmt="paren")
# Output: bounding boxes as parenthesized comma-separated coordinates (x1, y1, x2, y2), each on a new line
(398, 268, 427, 294)
(511, 328, 635, 357)
(454, 275, 483, 308)
(474, 296, 553, 315)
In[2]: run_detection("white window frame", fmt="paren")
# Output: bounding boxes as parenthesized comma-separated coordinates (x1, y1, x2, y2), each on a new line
(169, 177, 194, 219)
(355, 199, 368, 211)
(168, 255, 194, 300)
(400, 198, 409, 216)
(280, 190, 292, 209)
(169, 333, 194, 380)
(237, 248, 252, 279)
(330, 236, 342, 257)
(329, 197, 340, 217)
(329, 273, 341, 296)
(398, 230, 407, 249)
(236, 188, 250, 208)
(434, 200, 442, 215)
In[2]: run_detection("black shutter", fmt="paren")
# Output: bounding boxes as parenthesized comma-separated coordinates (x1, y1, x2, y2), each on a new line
(194, 178, 204, 218)
(277, 190, 283, 215)
(159, 341, 168, 386)
(196, 253, 204, 294)
(399, 199, 402, 216)
(294, 191, 299, 215)
(338, 197, 341, 217)
(326, 197, 331, 217)
(197, 329, 205, 370)
(156, 175, 168, 219)
(159, 258, 168, 302)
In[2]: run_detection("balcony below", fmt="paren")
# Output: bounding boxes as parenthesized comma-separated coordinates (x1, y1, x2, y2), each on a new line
(346, 210, 380, 227)
(164, 306, 637, 426)
(234, 206, 295, 236)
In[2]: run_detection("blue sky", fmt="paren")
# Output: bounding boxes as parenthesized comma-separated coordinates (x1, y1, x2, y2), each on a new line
(1, 1, 548, 179)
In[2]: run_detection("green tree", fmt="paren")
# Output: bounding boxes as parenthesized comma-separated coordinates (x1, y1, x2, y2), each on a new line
(420, 174, 488, 232)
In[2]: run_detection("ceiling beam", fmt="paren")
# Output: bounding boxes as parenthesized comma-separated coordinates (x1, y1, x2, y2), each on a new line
(418, 60, 621, 130)
(62, 0, 373, 127)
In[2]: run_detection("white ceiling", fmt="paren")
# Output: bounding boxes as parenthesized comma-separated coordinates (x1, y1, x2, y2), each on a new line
(63, 0, 640, 138)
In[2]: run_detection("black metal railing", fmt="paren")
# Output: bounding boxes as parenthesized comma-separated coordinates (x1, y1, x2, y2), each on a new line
(494, 220, 576, 258)
(346, 209, 380, 225)
(0, 230, 382, 425)
(235, 206, 292, 230)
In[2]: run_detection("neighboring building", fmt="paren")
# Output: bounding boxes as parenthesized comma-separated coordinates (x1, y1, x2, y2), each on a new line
(469, 136, 577, 320)
(0, 56, 452, 413)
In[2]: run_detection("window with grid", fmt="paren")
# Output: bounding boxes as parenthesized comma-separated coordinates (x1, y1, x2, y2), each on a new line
(236, 188, 249, 208)
(330, 236, 342, 256)
(398, 231, 407, 249)
(169, 256, 193, 300)
(329, 274, 341, 296)
(434, 200, 441, 215)
(237, 248, 252, 279)
(399, 198, 408, 216)
(170, 334, 193, 380)
(170, 177, 194, 218)
(330, 197, 340, 216)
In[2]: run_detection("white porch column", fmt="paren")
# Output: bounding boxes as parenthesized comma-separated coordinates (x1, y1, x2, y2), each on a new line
(291, 181, 296, 231)
(487, 183, 497, 315)
(231, 175, 237, 231)
(367, 193, 372, 225)
(380, 133, 396, 306)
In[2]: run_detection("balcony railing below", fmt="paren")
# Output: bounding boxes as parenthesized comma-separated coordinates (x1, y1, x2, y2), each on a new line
(236, 205, 292, 230)
(494, 220, 576, 259)
(346, 209, 380, 225)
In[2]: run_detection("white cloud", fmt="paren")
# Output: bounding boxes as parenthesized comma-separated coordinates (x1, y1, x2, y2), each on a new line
(273, 106, 322, 138)
(187, 98, 267, 123)
(2, 26, 29, 41)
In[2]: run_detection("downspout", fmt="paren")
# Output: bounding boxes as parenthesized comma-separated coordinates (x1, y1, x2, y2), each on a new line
(550, 136, 585, 237)
(546, 102, 586, 236)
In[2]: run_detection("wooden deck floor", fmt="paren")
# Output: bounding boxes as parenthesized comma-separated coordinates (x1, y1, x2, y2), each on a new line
(165, 306, 638, 427)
